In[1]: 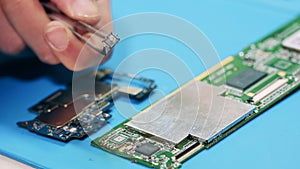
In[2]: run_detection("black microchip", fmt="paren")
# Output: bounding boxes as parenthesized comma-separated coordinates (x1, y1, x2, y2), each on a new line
(135, 143, 160, 157)
(226, 69, 267, 91)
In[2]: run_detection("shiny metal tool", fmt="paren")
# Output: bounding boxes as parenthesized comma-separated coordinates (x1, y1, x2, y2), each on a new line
(40, 0, 119, 56)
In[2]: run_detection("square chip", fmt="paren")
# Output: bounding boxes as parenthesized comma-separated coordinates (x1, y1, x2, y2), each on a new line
(135, 143, 160, 157)
(111, 135, 128, 144)
(226, 68, 267, 91)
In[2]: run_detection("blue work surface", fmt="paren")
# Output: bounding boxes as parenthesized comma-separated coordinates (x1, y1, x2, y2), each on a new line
(1, 1, 300, 169)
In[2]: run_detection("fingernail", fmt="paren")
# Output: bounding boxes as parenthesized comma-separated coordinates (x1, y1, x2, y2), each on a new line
(70, 0, 100, 19)
(45, 25, 69, 51)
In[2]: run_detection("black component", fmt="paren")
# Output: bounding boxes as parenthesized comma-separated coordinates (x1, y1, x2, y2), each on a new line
(54, 128, 64, 135)
(247, 98, 254, 103)
(135, 143, 160, 157)
(175, 141, 200, 160)
(226, 68, 267, 91)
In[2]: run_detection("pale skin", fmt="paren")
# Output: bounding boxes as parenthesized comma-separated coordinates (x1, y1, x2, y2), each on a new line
(0, 0, 112, 70)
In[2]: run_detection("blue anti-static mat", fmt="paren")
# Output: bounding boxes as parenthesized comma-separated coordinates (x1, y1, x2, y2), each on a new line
(1, 1, 300, 169)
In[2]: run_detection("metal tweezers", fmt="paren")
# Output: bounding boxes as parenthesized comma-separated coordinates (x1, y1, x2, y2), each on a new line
(40, 0, 119, 56)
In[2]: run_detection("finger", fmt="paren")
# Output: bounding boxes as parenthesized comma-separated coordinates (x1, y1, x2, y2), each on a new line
(0, 7, 25, 54)
(85, 0, 113, 67)
(51, 0, 100, 24)
(45, 21, 105, 71)
(1, 0, 59, 64)
(95, 0, 112, 29)
(88, 0, 113, 65)
(93, 0, 113, 61)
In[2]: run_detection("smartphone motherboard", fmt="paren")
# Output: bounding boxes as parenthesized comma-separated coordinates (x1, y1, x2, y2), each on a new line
(91, 16, 300, 168)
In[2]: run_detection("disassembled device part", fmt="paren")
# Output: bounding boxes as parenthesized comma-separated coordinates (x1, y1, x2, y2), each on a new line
(92, 16, 300, 169)
(18, 69, 156, 141)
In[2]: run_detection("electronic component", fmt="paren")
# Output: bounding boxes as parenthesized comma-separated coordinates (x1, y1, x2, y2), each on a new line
(226, 68, 267, 91)
(18, 99, 112, 141)
(18, 69, 156, 142)
(282, 30, 300, 52)
(135, 143, 160, 157)
(272, 59, 292, 70)
(267, 58, 299, 73)
(126, 81, 256, 144)
(249, 78, 288, 104)
(173, 141, 202, 162)
(112, 135, 128, 144)
(92, 17, 300, 169)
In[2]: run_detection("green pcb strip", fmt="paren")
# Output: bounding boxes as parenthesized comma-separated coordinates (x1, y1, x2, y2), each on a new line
(92, 16, 300, 169)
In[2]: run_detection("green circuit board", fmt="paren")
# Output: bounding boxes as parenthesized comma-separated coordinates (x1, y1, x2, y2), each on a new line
(92, 16, 300, 169)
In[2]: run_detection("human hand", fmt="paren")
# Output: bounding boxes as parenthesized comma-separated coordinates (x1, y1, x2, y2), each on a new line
(0, 0, 112, 70)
